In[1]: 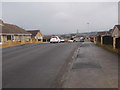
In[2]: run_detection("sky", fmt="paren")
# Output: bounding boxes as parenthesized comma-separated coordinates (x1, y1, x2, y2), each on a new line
(1, 2, 118, 35)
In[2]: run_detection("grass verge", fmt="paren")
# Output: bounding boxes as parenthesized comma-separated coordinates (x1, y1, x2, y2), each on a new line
(96, 42, 120, 56)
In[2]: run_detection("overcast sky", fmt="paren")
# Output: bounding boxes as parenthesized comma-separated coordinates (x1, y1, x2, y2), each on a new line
(1, 2, 118, 35)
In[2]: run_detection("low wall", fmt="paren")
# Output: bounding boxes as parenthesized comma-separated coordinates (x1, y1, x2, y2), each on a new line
(0, 40, 43, 48)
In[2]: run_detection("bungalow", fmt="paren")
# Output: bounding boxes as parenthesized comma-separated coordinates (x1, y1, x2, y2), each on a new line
(111, 25, 120, 49)
(27, 30, 43, 42)
(0, 20, 31, 44)
(111, 25, 120, 37)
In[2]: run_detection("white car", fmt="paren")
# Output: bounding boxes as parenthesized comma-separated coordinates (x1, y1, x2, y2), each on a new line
(60, 39, 65, 43)
(68, 40, 74, 42)
(50, 36, 61, 43)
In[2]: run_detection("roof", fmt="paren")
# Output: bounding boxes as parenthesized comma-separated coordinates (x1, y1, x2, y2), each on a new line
(0, 20, 31, 35)
(109, 29, 113, 33)
(114, 25, 120, 30)
(97, 31, 110, 36)
(0, 20, 3, 25)
(27, 30, 42, 37)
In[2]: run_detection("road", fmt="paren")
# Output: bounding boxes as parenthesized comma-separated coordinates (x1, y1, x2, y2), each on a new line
(2, 42, 80, 88)
(63, 42, 118, 88)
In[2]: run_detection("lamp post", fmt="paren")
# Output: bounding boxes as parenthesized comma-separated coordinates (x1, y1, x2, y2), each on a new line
(76, 29, 79, 36)
(87, 22, 90, 33)
(87, 22, 90, 41)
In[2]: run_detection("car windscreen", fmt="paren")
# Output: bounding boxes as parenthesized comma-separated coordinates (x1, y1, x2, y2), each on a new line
(52, 36, 57, 38)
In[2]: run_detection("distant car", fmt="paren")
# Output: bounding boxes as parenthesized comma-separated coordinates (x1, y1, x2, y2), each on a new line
(73, 38, 80, 42)
(80, 37, 84, 42)
(80, 39, 84, 42)
(80, 37, 84, 40)
(68, 40, 74, 42)
(60, 39, 65, 43)
(50, 36, 61, 43)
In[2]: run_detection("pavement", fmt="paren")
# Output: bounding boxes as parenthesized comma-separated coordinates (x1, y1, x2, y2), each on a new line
(2, 42, 80, 88)
(62, 42, 118, 88)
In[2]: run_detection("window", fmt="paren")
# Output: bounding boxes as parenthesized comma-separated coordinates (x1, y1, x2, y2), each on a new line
(11, 35, 14, 40)
(18, 35, 22, 41)
(7, 35, 11, 40)
(26, 36, 29, 41)
(7, 35, 14, 41)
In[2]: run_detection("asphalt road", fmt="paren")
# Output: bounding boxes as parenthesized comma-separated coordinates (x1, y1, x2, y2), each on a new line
(2, 42, 80, 88)
(63, 42, 118, 88)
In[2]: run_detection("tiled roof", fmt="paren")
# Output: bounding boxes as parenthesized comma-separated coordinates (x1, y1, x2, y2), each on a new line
(97, 31, 110, 36)
(109, 29, 113, 33)
(0, 20, 31, 35)
(115, 25, 120, 30)
(27, 30, 42, 37)
(4, 23, 30, 34)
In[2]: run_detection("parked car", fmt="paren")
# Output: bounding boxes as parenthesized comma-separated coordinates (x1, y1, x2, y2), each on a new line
(80, 39, 84, 42)
(68, 40, 74, 42)
(80, 37, 84, 42)
(73, 38, 80, 42)
(60, 39, 65, 43)
(50, 36, 61, 43)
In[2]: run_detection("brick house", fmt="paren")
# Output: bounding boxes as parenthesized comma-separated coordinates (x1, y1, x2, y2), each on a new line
(111, 25, 120, 37)
(27, 30, 43, 42)
(0, 20, 31, 44)
(111, 25, 120, 49)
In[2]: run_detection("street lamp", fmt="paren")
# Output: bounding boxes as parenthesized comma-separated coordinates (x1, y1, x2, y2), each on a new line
(76, 29, 79, 36)
(86, 22, 90, 41)
(87, 22, 90, 33)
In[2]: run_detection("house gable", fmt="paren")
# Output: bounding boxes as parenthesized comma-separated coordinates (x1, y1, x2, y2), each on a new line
(35, 32, 43, 39)
(36, 32, 43, 37)
(112, 25, 120, 37)
(27, 30, 43, 39)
